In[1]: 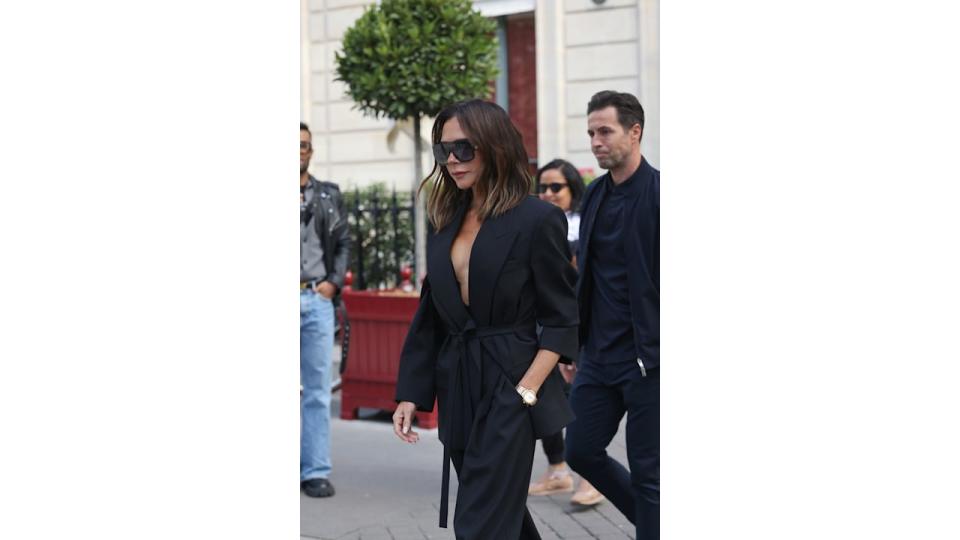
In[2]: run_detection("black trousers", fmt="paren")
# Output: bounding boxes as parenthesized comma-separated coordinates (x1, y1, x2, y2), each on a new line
(444, 350, 542, 540)
(451, 448, 541, 540)
(540, 370, 571, 464)
(540, 431, 565, 465)
(565, 365, 659, 540)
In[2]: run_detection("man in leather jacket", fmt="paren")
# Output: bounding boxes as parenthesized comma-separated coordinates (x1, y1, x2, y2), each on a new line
(300, 122, 350, 498)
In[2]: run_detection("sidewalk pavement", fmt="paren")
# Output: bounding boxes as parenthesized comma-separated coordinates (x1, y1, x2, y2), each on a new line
(301, 347, 635, 540)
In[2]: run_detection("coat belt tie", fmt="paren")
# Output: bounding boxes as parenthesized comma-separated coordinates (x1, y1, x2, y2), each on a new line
(438, 319, 530, 529)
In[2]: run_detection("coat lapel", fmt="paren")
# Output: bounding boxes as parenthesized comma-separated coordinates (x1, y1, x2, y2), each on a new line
(576, 175, 608, 296)
(468, 203, 520, 326)
(427, 204, 471, 329)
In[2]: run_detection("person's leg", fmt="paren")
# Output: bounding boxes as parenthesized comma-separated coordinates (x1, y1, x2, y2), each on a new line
(453, 378, 540, 540)
(565, 373, 634, 522)
(545, 368, 572, 465)
(571, 477, 604, 506)
(623, 368, 659, 540)
(541, 431, 566, 465)
(518, 507, 542, 540)
(300, 291, 335, 484)
(528, 431, 573, 495)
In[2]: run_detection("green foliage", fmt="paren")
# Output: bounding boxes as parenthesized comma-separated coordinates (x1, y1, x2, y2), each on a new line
(335, 0, 499, 121)
(580, 167, 598, 186)
(343, 183, 416, 290)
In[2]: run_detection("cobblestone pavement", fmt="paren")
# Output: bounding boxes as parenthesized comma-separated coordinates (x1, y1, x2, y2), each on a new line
(301, 350, 635, 540)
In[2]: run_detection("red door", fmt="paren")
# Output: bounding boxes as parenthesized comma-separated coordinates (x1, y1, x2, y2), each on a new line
(492, 13, 538, 175)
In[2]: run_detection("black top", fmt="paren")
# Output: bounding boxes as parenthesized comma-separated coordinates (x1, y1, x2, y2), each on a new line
(576, 157, 660, 372)
(583, 174, 638, 364)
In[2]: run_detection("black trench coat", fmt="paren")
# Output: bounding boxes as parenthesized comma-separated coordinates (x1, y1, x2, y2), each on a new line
(395, 196, 579, 539)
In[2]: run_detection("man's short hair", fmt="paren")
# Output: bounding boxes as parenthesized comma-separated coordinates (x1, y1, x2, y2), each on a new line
(587, 91, 645, 136)
(300, 122, 311, 136)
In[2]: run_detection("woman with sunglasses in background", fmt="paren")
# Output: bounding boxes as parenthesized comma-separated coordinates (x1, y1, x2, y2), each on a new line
(392, 99, 579, 540)
(528, 160, 605, 507)
(536, 159, 586, 265)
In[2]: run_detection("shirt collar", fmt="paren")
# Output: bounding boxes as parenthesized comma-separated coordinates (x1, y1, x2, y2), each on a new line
(607, 157, 646, 195)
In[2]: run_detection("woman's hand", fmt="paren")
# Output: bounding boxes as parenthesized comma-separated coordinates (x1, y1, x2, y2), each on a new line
(518, 349, 562, 396)
(559, 362, 577, 384)
(392, 401, 420, 443)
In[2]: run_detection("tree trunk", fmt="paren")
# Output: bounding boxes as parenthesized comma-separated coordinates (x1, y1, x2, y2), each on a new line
(412, 114, 427, 289)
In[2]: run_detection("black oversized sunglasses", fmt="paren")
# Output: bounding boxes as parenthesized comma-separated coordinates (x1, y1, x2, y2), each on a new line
(432, 139, 477, 165)
(537, 183, 568, 194)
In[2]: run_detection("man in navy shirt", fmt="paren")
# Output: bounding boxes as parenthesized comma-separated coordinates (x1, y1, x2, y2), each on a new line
(565, 91, 660, 540)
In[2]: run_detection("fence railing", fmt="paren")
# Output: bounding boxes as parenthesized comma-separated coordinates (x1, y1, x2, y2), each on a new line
(344, 184, 416, 291)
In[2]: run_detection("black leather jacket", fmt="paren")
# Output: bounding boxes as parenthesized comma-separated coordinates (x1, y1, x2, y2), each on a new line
(306, 176, 350, 292)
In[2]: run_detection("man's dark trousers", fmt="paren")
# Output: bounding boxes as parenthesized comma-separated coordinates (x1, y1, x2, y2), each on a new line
(565, 363, 659, 540)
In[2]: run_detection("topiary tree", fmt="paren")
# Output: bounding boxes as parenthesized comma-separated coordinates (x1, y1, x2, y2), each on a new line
(335, 0, 498, 285)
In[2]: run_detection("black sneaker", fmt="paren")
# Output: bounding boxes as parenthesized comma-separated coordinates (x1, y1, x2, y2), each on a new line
(301, 478, 335, 498)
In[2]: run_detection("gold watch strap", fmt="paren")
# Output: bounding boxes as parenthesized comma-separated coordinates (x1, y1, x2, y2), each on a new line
(516, 384, 537, 406)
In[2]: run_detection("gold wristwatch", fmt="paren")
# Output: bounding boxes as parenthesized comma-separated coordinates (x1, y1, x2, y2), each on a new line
(516, 384, 538, 407)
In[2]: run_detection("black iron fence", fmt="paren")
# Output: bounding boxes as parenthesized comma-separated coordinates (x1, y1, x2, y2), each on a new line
(344, 183, 416, 290)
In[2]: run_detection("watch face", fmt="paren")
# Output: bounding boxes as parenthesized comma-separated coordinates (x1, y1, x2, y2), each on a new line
(522, 391, 536, 405)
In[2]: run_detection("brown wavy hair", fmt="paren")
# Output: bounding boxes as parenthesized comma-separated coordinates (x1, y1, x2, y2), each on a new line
(418, 99, 532, 231)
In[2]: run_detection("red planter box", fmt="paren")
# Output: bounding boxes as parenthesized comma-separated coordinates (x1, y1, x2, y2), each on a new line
(340, 290, 438, 429)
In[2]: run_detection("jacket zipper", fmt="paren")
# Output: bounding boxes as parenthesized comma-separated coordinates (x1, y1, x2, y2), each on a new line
(637, 357, 647, 377)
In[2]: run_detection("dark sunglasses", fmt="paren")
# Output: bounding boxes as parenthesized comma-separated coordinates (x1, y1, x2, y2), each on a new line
(537, 183, 568, 194)
(300, 141, 312, 151)
(432, 139, 477, 165)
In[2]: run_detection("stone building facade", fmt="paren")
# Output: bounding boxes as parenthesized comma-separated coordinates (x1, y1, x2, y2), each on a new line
(301, 0, 658, 189)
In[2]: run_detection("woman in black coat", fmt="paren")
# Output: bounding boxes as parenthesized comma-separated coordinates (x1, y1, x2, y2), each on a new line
(392, 99, 579, 540)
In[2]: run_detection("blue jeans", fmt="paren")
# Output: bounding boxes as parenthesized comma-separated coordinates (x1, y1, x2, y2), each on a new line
(301, 289, 335, 481)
